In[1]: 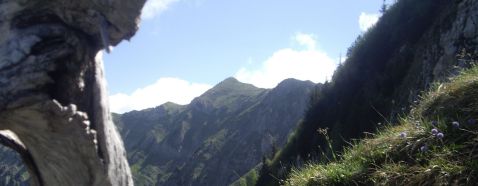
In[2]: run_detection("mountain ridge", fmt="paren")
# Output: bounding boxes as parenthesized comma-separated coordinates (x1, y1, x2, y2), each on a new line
(0, 77, 316, 186)
(114, 77, 317, 186)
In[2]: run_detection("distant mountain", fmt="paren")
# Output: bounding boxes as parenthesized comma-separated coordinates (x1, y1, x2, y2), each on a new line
(0, 77, 316, 185)
(113, 77, 316, 186)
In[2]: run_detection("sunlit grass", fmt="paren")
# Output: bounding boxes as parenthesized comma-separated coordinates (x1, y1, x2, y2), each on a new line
(286, 65, 478, 185)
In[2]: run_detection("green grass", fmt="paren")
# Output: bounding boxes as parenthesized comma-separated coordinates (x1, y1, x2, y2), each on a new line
(285, 65, 478, 186)
(230, 165, 260, 186)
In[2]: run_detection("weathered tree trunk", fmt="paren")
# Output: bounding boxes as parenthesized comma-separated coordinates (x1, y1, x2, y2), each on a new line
(0, 0, 146, 185)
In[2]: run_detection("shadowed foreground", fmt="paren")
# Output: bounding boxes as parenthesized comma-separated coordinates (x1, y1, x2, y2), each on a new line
(0, 0, 146, 185)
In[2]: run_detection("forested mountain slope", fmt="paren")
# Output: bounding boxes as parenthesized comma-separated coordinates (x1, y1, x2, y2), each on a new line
(256, 0, 478, 185)
(287, 62, 478, 185)
(114, 78, 316, 186)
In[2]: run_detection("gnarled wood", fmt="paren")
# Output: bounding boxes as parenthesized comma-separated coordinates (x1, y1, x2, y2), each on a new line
(0, 0, 146, 185)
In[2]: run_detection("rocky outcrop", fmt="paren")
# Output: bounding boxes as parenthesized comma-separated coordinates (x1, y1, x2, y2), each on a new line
(0, 0, 146, 185)
(392, 0, 478, 114)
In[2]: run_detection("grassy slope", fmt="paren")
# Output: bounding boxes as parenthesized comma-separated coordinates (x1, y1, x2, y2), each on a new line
(286, 66, 478, 185)
(255, 0, 457, 184)
(230, 164, 260, 186)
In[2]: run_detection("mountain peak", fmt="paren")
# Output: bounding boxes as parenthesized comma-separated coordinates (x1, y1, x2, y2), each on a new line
(157, 102, 184, 112)
(190, 77, 267, 110)
(161, 101, 182, 108)
(275, 78, 316, 90)
(214, 77, 243, 88)
(205, 77, 262, 94)
(222, 77, 240, 83)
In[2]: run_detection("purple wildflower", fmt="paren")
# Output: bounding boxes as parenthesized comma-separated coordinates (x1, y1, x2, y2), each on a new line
(452, 121, 460, 128)
(431, 128, 438, 135)
(399, 132, 407, 138)
(420, 145, 428, 152)
(431, 121, 438, 126)
(468, 118, 476, 125)
(436, 132, 444, 139)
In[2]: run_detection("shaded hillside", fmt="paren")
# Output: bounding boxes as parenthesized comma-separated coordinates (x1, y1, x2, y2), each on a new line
(256, 0, 478, 185)
(114, 78, 316, 186)
(287, 64, 478, 185)
(0, 77, 315, 185)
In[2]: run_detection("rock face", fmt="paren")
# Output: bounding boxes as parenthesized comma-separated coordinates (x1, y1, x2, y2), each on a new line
(0, 0, 145, 185)
(115, 78, 317, 186)
(390, 0, 478, 114)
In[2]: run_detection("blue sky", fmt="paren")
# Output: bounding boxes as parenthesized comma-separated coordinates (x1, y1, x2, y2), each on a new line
(104, 0, 386, 113)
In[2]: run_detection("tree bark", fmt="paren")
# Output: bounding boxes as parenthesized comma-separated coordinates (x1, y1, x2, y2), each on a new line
(0, 0, 146, 185)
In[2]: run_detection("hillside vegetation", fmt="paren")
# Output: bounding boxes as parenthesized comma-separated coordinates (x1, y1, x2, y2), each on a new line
(287, 64, 478, 185)
(114, 78, 316, 186)
(255, 0, 478, 184)
(0, 78, 316, 186)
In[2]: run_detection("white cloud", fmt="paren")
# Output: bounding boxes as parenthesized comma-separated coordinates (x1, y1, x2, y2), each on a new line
(109, 78, 212, 113)
(234, 33, 337, 88)
(295, 33, 317, 49)
(141, 0, 181, 19)
(359, 12, 380, 31)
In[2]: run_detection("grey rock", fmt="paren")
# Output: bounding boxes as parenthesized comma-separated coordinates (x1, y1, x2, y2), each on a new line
(0, 0, 146, 185)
